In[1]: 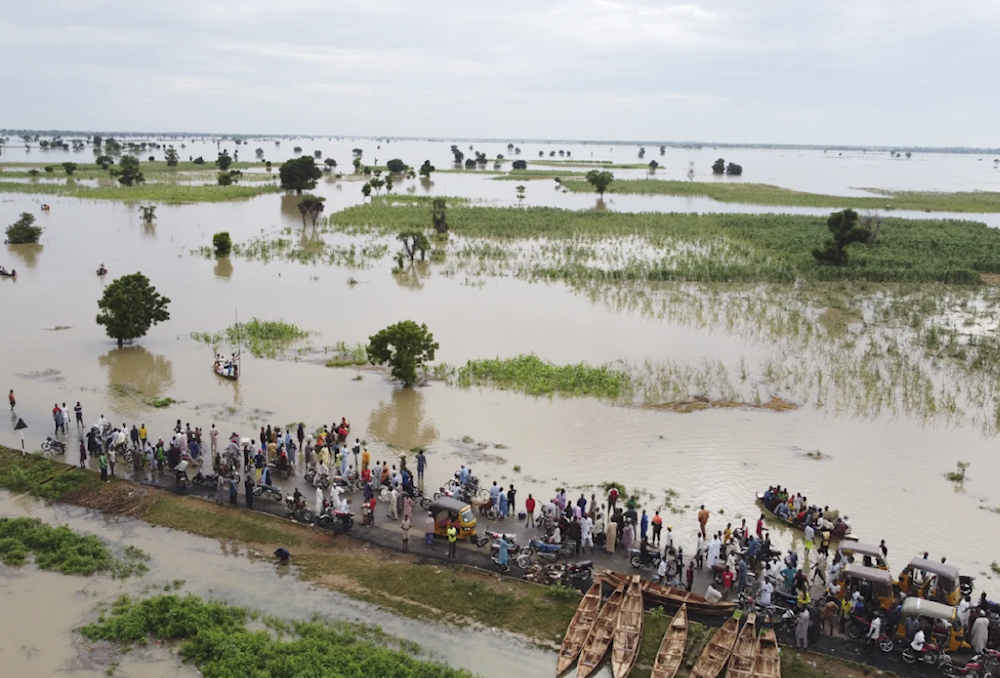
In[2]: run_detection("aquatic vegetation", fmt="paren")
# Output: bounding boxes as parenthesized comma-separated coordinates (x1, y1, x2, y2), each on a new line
(0, 180, 282, 203)
(0, 517, 148, 577)
(324, 341, 367, 367)
(944, 461, 970, 483)
(455, 354, 630, 400)
(146, 396, 179, 408)
(194, 226, 390, 268)
(79, 594, 476, 677)
(192, 319, 310, 359)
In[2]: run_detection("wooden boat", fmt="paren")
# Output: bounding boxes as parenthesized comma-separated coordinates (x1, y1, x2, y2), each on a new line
(213, 360, 239, 380)
(0, 269, 15, 277)
(611, 575, 643, 678)
(576, 584, 624, 678)
(726, 613, 758, 678)
(650, 603, 687, 678)
(601, 569, 736, 615)
(755, 492, 858, 542)
(690, 615, 739, 678)
(753, 628, 780, 678)
(96, 266, 107, 276)
(557, 580, 603, 675)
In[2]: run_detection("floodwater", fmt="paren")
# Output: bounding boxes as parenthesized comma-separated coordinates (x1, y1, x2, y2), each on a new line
(2, 137, 1000, 605)
(0, 490, 564, 677)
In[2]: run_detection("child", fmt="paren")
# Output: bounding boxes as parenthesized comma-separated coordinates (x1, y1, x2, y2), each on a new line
(401, 517, 411, 551)
(722, 566, 734, 599)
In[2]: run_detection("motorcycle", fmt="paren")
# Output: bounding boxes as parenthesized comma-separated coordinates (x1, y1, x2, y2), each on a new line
(629, 548, 662, 571)
(41, 436, 66, 455)
(845, 614, 894, 652)
(252, 483, 283, 501)
(316, 501, 354, 534)
(192, 469, 241, 487)
(942, 651, 999, 678)
(285, 496, 315, 523)
(902, 642, 948, 667)
(174, 459, 191, 487)
(332, 470, 361, 492)
(559, 560, 594, 583)
(521, 539, 574, 566)
(304, 467, 331, 489)
(273, 456, 292, 480)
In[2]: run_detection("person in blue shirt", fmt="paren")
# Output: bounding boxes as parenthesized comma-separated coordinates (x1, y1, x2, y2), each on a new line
(490, 481, 501, 506)
(497, 536, 512, 569)
(640, 510, 649, 542)
(498, 489, 508, 520)
(416, 450, 427, 482)
(459, 465, 469, 485)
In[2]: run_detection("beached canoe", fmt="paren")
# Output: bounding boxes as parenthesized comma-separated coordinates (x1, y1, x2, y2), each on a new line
(611, 575, 644, 678)
(726, 613, 758, 678)
(577, 584, 625, 678)
(601, 569, 736, 616)
(753, 628, 780, 678)
(650, 603, 687, 678)
(557, 580, 603, 675)
(690, 615, 739, 678)
(755, 492, 858, 542)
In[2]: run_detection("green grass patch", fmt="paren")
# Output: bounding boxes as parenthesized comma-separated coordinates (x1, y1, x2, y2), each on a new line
(492, 170, 587, 181)
(0, 180, 282, 204)
(324, 341, 368, 368)
(192, 318, 310, 359)
(147, 397, 180, 408)
(532, 160, 651, 169)
(0, 451, 101, 500)
(454, 354, 631, 400)
(0, 516, 147, 577)
(143, 495, 303, 546)
(561, 178, 1000, 213)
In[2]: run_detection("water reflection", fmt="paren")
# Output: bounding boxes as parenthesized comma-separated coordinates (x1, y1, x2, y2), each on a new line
(394, 261, 430, 289)
(420, 177, 434, 193)
(280, 192, 305, 223)
(7, 243, 43, 268)
(98, 346, 174, 418)
(213, 257, 233, 280)
(367, 387, 438, 450)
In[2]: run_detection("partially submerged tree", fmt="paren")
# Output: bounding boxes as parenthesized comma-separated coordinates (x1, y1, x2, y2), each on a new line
(585, 169, 614, 198)
(213, 232, 232, 257)
(165, 147, 179, 167)
(419, 160, 435, 178)
(110, 155, 144, 186)
(324, 158, 337, 172)
(712, 158, 726, 174)
(297, 194, 326, 226)
(5, 212, 42, 244)
(398, 231, 430, 261)
(139, 205, 156, 224)
(386, 158, 406, 173)
(726, 162, 743, 176)
(648, 160, 659, 171)
(686, 161, 696, 182)
(366, 320, 439, 387)
(515, 184, 526, 205)
(96, 273, 171, 348)
(61, 162, 78, 176)
(812, 208, 872, 266)
(512, 160, 527, 170)
(431, 198, 448, 233)
(279, 156, 322, 194)
(216, 152, 233, 171)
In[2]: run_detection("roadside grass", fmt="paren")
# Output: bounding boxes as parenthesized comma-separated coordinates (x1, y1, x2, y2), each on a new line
(143, 495, 304, 547)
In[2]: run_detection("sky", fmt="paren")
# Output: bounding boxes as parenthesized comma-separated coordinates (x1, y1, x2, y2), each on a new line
(2, 0, 997, 146)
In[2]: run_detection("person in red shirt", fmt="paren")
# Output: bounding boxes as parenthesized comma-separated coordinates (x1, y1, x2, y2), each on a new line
(651, 511, 664, 546)
(608, 487, 619, 512)
(525, 494, 536, 527)
(756, 513, 765, 538)
(722, 566, 734, 599)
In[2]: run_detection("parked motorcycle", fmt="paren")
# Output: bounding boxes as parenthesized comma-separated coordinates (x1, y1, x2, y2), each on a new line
(41, 436, 66, 455)
(252, 483, 283, 501)
(316, 501, 354, 534)
(519, 539, 573, 567)
(629, 548, 663, 571)
(902, 642, 948, 667)
(285, 496, 314, 523)
(941, 651, 999, 678)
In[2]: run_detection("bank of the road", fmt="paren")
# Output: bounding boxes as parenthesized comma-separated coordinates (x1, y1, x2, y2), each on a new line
(0, 446, 908, 678)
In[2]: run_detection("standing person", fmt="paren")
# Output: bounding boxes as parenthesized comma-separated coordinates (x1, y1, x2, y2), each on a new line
(607, 486, 619, 513)
(215, 473, 226, 503)
(447, 523, 458, 559)
(130, 424, 140, 451)
(756, 513, 765, 539)
(651, 510, 663, 546)
(722, 566, 734, 599)
(525, 494, 536, 527)
(297, 424, 305, 456)
(972, 614, 990, 653)
(352, 438, 361, 472)
(697, 504, 709, 539)
(640, 510, 649, 543)
(8, 389, 14, 411)
(415, 449, 426, 483)
(605, 516, 617, 554)
(581, 513, 594, 553)
(498, 487, 508, 521)
(52, 403, 62, 434)
(389, 485, 399, 519)
(736, 558, 748, 595)
(107, 445, 117, 477)
(864, 615, 882, 655)
(362, 447, 371, 473)
(228, 477, 238, 506)
(425, 511, 435, 545)
(686, 560, 695, 591)
(78, 439, 87, 468)
(74, 402, 84, 427)
(145, 440, 156, 481)
(695, 533, 705, 568)
(210, 424, 219, 455)
(403, 495, 413, 522)
(804, 524, 815, 555)
(254, 449, 265, 482)
(401, 516, 411, 551)
(98, 450, 109, 482)
(796, 608, 811, 649)
(244, 477, 255, 509)
(812, 551, 828, 585)
(507, 485, 516, 519)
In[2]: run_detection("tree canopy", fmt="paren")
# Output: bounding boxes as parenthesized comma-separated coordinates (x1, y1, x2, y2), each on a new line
(216, 152, 233, 170)
(712, 158, 726, 175)
(419, 160, 435, 178)
(279, 156, 322, 194)
(585, 170, 614, 197)
(96, 273, 171, 347)
(366, 320, 439, 387)
(812, 208, 872, 266)
(111, 155, 144, 186)
(297, 194, 326, 226)
(5, 212, 42, 244)
(386, 158, 406, 173)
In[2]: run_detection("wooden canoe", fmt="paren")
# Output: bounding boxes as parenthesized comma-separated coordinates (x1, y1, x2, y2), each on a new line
(601, 569, 736, 615)
(577, 584, 625, 678)
(611, 575, 644, 678)
(651, 603, 688, 678)
(726, 613, 758, 678)
(557, 580, 603, 675)
(755, 492, 857, 542)
(690, 615, 739, 678)
(753, 628, 780, 678)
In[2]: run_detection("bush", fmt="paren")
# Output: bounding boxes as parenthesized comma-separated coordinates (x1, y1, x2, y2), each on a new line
(213, 232, 232, 257)
(5, 212, 42, 244)
(192, 156, 205, 165)
(386, 158, 406, 173)
(512, 160, 527, 170)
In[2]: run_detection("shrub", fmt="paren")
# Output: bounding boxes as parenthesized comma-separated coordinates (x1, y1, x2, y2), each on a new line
(213, 232, 232, 257)
(5, 212, 42, 243)
(386, 158, 406, 173)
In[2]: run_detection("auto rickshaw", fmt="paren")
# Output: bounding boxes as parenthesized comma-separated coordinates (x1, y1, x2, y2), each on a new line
(898, 558, 964, 606)
(836, 564, 896, 610)
(428, 496, 477, 541)
(839, 542, 889, 570)
(896, 597, 969, 652)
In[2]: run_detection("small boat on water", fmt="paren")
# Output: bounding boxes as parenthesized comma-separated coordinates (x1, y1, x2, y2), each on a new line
(755, 491, 857, 543)
(611, 575, 643, 678)
(601, 569, 736, 615)
(650, 603, 687, 678)
(96, 266, 107, 276)
(753, 628, 780, 678)
(557, 580, 603, 675)
(576, 584, 624, 678)
(213, 310, 242, 381)
(726, 613, 758, 678)
(690, 615, 739, 678)
(0, 268, 15, 278)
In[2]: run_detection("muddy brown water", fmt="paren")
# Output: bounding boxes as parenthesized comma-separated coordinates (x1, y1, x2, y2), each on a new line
(0, 490, 568, 677)
(1, 142, 1000, 601)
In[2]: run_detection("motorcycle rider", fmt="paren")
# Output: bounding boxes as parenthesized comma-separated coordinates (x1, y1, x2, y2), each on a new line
(911, 624, 926, 653)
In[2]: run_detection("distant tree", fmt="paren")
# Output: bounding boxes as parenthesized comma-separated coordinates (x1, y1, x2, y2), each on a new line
(192, 156, 205, 165)
(296, 194, 326, 226)
(5, 212, 42, 244)
(361, 182, 372, 201)
(217, 170, 242, 185)
(44, 166, 55, 173)
(324, 158, 337, 171)
(515, 184, 526, 206)
(464, 158, 476, 168)
(905, 151, 912, 159)
(110, 155, 145, 186)
(726, 162, 743, 176)
(507, 143, 514, 151)
(147, 155, 155, 162)
(385, 174, 394, 193)
(686, 161, 696, 182)
(494, 154, 504, 170)
(216, 152, 233, 170)
(313, 150, 322, 159)
(514, 147, 521, 155)
(61, 162, 78, 176)
(386, 158, 406, 173)
(512, 160, 527, 170)
(165, 147, 179, 166)
(93, 135, 103, 147)
(139, 205, 156, 224)
(366, 320, 439, 387)
(27, 169, 39, 177)
(352, 148, 363, 157)
(585, 169, 614, 198)
(96, 272, 171, 347)
(638, 147, 646, 159)
(712, 158, 726, 174)
(279, 156, 322, 194)
(419, 160, 435, 178)
(660, 145, 666, 155)
(539, 151, 544, 157)
(431, 198, 448, 233)
(398, 230, 430, 262)
(812, 208, 872, 266)
(255, 148, 265, 159)
(293, 146, 303, 154)
(212, 232, 232, 257)
(450, 145, 464, 164)
(648, 160, 659, 171)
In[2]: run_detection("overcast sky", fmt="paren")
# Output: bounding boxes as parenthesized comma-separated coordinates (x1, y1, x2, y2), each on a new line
(2, 1, 996, 146)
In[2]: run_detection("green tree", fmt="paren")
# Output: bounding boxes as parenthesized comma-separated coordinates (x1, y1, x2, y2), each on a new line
(366, 320, 439, 387)
(361, 182, 372, 200)
(139, 205, 156, 224)
(419, 160, 435, 178)
(726, 162, 743, 176)
(217, 172, 233, 186)
(431, 198, 448, 233)
(44, 165, 55, 173)
(512, 160, 527, 170)
(193, 156, 205, 165)
(324, 158, 337, 171)
(165, 147, 179, 167)
(279, 156, 322, 194)
(812, 209, 872, 266)
(92, 135, 103, 147)
(712, 158, 726, 174)
(385, 174, 394, 193)
(296, 194, 326, 226)
(212, 232, 232, 257)
(96, 273, 171, 348)
(5, 212, 42, 244)
(386, 158, 406, 174)
(585, 169, 614, 198)
(61, 162, 78, 176)
(648, 160, 659, 171)
(95, 155, 114, 170)
(515, 184, 526, 205)
(110, 155, 144, 186)
(216, 152, 233, 170)
(398, 231, 430, 262)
